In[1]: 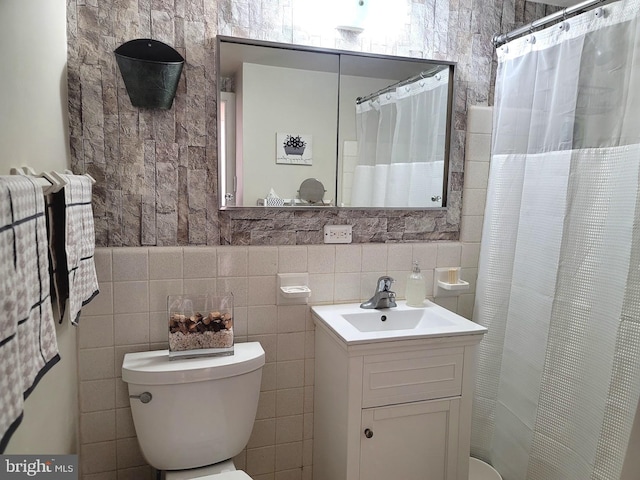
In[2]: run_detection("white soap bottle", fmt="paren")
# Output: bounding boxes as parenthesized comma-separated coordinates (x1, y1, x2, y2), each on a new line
(405, 261, 426, 307)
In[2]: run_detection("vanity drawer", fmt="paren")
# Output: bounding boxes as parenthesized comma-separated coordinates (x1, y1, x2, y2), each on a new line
(361, 348, 464, 408)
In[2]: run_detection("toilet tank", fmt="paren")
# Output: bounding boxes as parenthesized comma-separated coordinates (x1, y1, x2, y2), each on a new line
(122, 342, 265, 471)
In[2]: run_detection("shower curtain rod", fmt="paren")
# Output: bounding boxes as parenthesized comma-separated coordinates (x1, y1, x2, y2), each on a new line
(492, 0, 609, 48)
(355, 66, 447, 105)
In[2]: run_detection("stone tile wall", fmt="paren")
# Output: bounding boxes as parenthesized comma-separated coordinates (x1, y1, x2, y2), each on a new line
(67, 0, 556, 247)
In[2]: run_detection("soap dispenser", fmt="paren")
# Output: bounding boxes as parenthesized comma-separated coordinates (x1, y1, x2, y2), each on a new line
(405, 261, 426, 307)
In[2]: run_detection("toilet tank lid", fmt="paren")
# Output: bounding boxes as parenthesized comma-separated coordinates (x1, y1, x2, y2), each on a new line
(122, 342, 265, 385)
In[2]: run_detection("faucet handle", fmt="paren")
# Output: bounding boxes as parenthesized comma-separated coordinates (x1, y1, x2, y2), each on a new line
(377, 276, 395, 292)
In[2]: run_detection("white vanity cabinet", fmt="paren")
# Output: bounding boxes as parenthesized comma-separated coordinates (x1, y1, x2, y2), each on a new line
(313, 314, 484, 480)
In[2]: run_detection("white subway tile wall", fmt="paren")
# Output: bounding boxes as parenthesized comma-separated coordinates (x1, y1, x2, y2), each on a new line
(458, 105, 493, 321)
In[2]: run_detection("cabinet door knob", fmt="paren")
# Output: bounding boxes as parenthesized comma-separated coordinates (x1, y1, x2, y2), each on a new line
(364, 428, 374, 438)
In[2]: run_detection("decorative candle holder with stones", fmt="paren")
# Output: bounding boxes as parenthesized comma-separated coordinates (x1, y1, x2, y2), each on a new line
(168, 293, 234, 360)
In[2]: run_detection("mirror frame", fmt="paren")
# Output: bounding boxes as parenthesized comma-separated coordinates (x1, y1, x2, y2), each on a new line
(216, 35, 457, 211)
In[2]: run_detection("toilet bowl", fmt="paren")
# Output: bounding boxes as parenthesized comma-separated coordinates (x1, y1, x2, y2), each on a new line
(469, 457, 503, 480)
(122, 342, 265, 480)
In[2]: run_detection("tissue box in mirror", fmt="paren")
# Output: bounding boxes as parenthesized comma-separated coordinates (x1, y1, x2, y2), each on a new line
(266, 196, 285, 206)
(168, 294, 234, 359)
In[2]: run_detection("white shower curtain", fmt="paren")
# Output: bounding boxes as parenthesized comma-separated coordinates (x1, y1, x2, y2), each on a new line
(350, 70, 448, 207)
(471, 2, 640, 480)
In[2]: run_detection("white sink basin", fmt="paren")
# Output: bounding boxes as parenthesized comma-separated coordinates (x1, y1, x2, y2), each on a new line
(342, 308, 453, 332)
(312, 300, 486, 345)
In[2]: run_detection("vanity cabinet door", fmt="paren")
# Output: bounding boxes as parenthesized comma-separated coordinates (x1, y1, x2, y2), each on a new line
(359, 398, 460, 480)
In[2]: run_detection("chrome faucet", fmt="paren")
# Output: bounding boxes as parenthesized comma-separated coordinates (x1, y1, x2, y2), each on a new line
(360, 276, 397, 309)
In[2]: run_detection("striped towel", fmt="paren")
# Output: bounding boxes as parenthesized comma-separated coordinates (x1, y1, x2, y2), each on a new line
(0, 175, 60, 453)
(59, 174, 99, 325)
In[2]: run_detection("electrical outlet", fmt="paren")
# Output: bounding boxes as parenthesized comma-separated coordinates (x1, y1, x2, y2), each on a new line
(324, 225, 352, 244)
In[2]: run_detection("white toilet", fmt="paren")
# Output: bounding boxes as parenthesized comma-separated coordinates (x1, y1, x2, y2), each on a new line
(122, 342, 265, 480)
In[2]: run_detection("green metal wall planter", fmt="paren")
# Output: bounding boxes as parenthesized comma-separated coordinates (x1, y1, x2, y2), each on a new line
(114, 39, 184, 110)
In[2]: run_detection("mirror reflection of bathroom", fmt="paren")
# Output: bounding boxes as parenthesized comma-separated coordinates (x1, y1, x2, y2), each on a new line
(338, 56, 451, 208)
(217, 37, 454, 209)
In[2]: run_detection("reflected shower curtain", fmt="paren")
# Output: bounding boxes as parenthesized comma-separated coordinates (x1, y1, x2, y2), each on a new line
(471, 2, 640, 480)
(350, 70, 448, 207)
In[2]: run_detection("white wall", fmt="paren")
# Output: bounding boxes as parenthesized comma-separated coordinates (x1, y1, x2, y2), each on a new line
(0, 0, 77, 454)
(0, 0, 70, 174)
(241, 63, 339, 205)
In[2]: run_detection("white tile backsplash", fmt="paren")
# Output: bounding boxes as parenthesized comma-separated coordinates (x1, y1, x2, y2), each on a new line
(278, 246, 308, 273)
(276, 360, 305, 389)
(436, 243, 462, 267)
(218, 247, 249, 277)
(115, 408, 136, 439)
(411, 243, 438, 270)
(79, 314, 114, 349)
(112, 249, 148, 282)
(116, 437, 146, 469)
(334, 244, 362, 273)
(148, 279, 183, 312)
(79, 347, 115, 381)
(277, 332, 305, 362)
(80, 410, 116, 444)
(248, 419, 276, 449)
(386, 243, 414, 271)
(466, 136, 492, 162)
(148, 248, 183, 280)
(464, 161, 490, 189)
(249, 247, 279, 275)
(461, 215, 485, 243)
(277, 305, 307, 333)
(94, 249, 113, 283)
(183, 247, 217, 278)
(112, 281, 149, 314)
(461, 243, 481, 268)
(81, 441, 117, 475)
(361, 244, 388, 272)
(275, 415, 304, 445)
(80, 379, 116, 413)
(114, 313, 150, 346)
(307, 245, 335, 274)
(246, 445, 275, 476)
(462, 188, 487, 216)
(248, 305, 278, 335)
(248, 276, 278, 306)
(467, 106, 494, 134)
(276, 388, 304, 417)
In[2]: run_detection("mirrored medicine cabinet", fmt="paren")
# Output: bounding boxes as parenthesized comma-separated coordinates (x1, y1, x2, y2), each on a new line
(217, 36, 455, 210)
